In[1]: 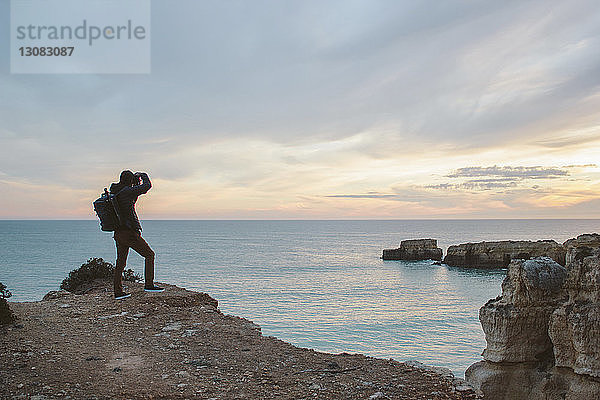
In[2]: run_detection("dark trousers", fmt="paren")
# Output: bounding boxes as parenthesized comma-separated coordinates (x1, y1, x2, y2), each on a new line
(113, 229, 155, 293)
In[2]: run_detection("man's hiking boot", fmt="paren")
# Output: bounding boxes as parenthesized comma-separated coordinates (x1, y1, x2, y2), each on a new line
(114, 292, 131, 300)
(144, 285, 165, 293)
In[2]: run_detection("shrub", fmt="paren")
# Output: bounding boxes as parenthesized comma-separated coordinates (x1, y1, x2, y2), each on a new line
(0, 282, 15, 325)
(60, 257, 141, 293)
(0, 282, 11, 299)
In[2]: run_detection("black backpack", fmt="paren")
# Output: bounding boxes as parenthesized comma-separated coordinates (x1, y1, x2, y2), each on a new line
(93, 187, 126, 232)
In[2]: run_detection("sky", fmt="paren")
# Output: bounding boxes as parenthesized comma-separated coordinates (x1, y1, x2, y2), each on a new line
(1, 0, 600, 219)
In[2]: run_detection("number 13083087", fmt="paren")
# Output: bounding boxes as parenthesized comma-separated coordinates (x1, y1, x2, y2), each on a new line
(19, 47, 74, 56)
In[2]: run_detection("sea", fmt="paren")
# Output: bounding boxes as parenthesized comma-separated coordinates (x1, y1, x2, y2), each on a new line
(1, 219, 598, 377)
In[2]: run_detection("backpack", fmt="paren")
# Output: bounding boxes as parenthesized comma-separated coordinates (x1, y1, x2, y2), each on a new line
(93, 187, 126, 232)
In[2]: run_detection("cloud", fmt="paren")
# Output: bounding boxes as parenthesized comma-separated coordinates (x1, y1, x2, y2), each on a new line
(447, 166, 569, 179)
(534, 133, 600, 149)
(421, 165, 583, 194)
(1, 0, 600, 218)
(325, 194, 400, 199)
(563, 164, 598, 168)
(425, 181, 518, 190)
(2, 0, 600, 149)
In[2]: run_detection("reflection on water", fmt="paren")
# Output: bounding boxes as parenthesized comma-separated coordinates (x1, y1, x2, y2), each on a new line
(182, 257, 506, 376)
(2, 219, 598, 376)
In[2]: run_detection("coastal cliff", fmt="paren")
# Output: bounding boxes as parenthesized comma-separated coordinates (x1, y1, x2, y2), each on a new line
(382, 239, 443, 261)
(444, 240, 566, 268)
(466, 234, 600, 399)
(0, 280, 477, 399)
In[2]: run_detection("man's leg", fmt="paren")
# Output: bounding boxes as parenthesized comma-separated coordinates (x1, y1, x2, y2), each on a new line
(113, 231, 130, 295)
(129, 232, 156, 289)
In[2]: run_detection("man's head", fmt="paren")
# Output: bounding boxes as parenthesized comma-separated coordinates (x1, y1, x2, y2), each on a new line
(119, 170, 136, 186)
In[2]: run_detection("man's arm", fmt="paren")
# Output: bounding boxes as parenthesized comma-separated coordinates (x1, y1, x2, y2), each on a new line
(131, 172, 152, 196)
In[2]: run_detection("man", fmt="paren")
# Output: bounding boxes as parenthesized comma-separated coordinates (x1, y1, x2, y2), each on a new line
(110, 170, 164, 299)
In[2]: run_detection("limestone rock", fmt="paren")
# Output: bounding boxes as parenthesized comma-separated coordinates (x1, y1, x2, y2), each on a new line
(162, 322, 182, 332)
(501, 257, 567, 306)
(563, 233, 600, 250)
(465, 361, 548, 400)
(382, 239, 443, 261)
(550, 303, 600, 376)
(479, 257, 566, 363)
(549, 235, 600, 377)
(466, 361, 600, 400)
(42, 290, 73, 301)
(467, 234, 600, 400)
(561, 235, 600, 303)
(444, 240, 566, 268)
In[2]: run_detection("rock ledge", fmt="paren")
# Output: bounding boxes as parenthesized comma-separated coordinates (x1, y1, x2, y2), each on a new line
(444, 240, 566, 268)
(1, 280, 478, 399)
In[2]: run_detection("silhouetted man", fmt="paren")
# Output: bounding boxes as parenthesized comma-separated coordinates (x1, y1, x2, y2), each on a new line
(110, 170, 163, 299)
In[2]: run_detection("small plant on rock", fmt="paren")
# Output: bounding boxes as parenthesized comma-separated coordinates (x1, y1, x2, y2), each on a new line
(60, 257, 141, 293)
(0, 282, 15, 325)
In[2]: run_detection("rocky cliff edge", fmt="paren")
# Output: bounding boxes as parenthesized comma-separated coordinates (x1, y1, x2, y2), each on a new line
(466, 233, 600, 400)
(1, 280, 478, 400)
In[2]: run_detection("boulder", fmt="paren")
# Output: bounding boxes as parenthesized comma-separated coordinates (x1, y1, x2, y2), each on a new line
(444, 240, 566, 268)
(382, 239, 442, 261)
(42, 290, 73, 301)
(480, 257, 566, 363)
(465, 361, 549, 400)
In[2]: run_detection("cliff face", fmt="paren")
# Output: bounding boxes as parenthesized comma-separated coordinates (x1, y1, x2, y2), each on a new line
(549, 234, 600, 378)
(479, 257, 566, 364)
(444, 240, 566, 268)
(466, 234, 600, 400)
(382, 239, 443, 261)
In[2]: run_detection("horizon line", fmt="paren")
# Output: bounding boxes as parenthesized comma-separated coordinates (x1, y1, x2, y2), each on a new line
(1, 218, 600, 221)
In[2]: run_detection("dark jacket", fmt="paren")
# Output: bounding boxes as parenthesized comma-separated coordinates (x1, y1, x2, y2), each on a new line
(109, 173, 151, 232)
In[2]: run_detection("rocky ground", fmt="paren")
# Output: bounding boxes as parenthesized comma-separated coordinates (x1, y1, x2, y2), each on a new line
(1, 281, 479, 399)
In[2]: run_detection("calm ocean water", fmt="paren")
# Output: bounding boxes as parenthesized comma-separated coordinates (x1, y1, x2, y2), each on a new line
(1, 219, 598, 376)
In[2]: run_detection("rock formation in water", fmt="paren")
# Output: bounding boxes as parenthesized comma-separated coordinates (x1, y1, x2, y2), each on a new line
(465, 234, 600, 400)
(443, 240, 566, 268)
(382, 239, 443, 261)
